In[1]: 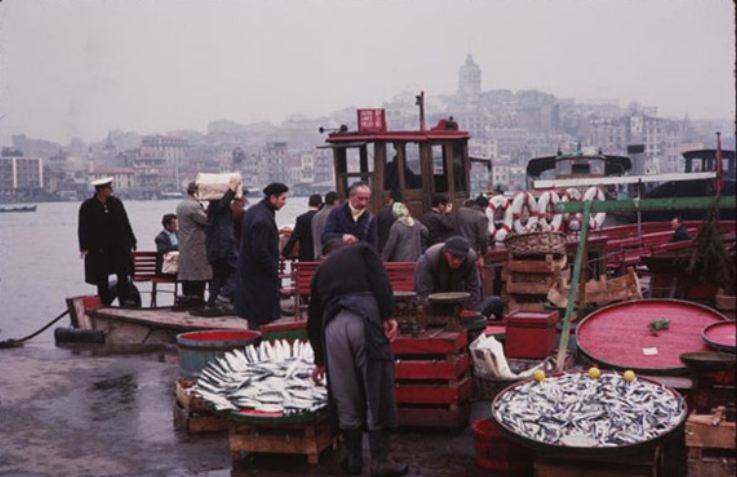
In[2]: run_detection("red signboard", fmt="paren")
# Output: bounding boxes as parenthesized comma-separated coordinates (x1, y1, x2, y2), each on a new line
(357, 108, 387, 133)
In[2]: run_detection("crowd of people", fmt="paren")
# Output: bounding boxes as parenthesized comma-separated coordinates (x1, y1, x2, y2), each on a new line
(78, 177, 509, 477)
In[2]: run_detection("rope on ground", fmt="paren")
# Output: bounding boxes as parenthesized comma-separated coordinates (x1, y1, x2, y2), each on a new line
(0, 309, 70, 349)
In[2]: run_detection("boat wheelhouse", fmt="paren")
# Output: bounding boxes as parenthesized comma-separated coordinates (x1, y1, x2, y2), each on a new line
(323, 110, 472, 218)
(526, 150, 632, 191)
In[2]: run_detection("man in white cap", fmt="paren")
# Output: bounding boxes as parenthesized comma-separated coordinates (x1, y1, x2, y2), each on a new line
(78, 177, 137, 306)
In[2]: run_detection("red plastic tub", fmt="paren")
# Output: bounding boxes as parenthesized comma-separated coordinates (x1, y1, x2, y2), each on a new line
(472, 418, 531, 472)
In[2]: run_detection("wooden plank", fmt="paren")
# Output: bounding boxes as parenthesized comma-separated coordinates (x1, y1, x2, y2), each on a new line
(507, 281, 554, 295)
(397, 402, 470, 429)
(534, 171, 716, 189)
(172, 401, 228, 434)
(228, 418, 335, 464)
(394, 354, 470, 380)
(507, 259, 561, 273)
(687, 456, 737, 477)
(90, 307, 250, 331)
(391, 329, 467, 355)
(394, 376, 472, 404)
(555, 196, 736, 214)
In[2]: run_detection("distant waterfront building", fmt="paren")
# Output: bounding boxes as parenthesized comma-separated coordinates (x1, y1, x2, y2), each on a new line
(0, 156, 44, 191)
(88, 167, 136, 192)
(458, 54, 481, 96)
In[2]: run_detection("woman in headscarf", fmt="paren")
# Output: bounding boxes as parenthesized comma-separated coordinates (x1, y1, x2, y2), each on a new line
(381, 202, 428, 262)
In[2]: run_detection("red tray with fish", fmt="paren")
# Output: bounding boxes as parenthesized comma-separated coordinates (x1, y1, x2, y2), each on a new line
(702, 321, 737, 353)
(490, 371, 687, 458)
(576, 299, 726, 374)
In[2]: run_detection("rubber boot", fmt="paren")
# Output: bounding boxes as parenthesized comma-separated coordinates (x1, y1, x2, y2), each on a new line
(369, 430, 408, 477)
(340, 428, 363, 475)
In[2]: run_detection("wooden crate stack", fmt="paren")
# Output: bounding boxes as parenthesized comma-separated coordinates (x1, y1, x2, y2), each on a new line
(229, 413, 335, 466)
(685, 408, 737, 477)
(172, 378, 228, 434)
(503, 253, 568, 312)
(391, 329, 472, 431)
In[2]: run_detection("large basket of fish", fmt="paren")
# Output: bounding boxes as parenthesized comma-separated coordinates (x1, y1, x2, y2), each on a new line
(504, 231, 566, 257)
(193, 339, 328, 424)
(491, 371, 687, 458)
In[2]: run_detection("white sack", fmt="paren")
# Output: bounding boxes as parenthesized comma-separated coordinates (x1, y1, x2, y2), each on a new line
(194, 172, 243, 201)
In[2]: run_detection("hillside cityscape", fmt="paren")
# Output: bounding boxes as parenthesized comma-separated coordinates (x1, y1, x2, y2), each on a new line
(1, 54, 733, 203)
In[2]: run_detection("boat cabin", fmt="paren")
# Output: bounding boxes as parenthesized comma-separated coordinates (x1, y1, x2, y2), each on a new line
(526, 151, 632, 190)
(683, 149, 736, 179)
(324, 110, 472, 218)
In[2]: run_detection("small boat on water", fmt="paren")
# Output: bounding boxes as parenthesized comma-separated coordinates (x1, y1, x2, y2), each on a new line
(0, 205, 37, 213)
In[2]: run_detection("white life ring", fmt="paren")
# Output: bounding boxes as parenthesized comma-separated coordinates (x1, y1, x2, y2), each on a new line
(511, 192, 539, 234)
(536, 190, 563, 232)
(560, 188, 582, 232)
(583, 186, 607, 230)
(487, 195, 513, 242)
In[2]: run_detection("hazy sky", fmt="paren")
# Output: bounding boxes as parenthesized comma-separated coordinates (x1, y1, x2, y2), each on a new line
(0, 0, 734, 144)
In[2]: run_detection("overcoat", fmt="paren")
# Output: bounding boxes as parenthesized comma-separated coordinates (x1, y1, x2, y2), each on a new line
(235, 200, 280, 324)
(78, 195, 137, 285)
(381, 220, 428, 262)
(176, 196, 213, 281)
(206, 189, 237, 263)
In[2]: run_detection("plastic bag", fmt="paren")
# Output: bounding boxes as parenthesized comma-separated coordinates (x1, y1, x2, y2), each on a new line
(162, 251, 179, 275)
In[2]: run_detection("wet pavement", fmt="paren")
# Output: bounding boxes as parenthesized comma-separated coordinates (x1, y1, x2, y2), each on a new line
(0, 344, 491, 477)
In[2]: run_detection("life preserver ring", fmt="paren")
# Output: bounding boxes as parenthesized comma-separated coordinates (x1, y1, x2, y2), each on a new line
(511, 192, 539, 234)
(536, 190, 563, 232)
(583, 186, 607, 230)
(560, 188, 582, 232)
(487, 195, 513, 242)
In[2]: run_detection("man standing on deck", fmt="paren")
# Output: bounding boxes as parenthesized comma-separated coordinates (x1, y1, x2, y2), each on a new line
(205, 176, 241, 312)
(78, 177, 137, 306)
(312, 190, 338, 259)
(282, 193, 323, 261)
(322, 181, 378, 249)
(235, 182, 288, 330)
(308, 241, 408, 477)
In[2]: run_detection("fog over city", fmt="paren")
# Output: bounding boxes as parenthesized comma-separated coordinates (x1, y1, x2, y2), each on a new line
(0, 0, 734, 144)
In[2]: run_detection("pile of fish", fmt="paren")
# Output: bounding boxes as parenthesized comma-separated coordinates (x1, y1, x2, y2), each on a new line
(194, 339, 328, 416)
(493, 373, 686, 448)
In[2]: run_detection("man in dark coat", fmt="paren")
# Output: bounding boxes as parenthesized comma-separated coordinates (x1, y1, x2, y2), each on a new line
(377, 190, 400, 253)
(414, 236, 503, 320)
(312, 191, 339, 259)
(78, 177, 137, 306)
(155, 213, 178, 274)
(282, 193, 322, 261)
(670, 216, 691, 242)
(454, 195, 490, 255)
(235, 182, 288, 329)
(420, 194, 455, 246)
(205, 176, 241, 309)
(322, 181, 378, 249)
(308, 241, 408, 477)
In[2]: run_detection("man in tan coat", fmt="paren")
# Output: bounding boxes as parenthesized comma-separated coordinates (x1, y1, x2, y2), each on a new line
(175, 182, 212, 308)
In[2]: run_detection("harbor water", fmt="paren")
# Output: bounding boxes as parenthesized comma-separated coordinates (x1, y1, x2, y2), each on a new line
(0, 197, 306, 345)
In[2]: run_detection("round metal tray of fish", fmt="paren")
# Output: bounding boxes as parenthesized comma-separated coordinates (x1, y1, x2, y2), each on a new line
(491, 372, 687, 457)
(194, 339, 328, 424)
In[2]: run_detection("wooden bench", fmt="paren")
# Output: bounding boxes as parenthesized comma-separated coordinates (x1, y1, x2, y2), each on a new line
(131, 251, 178, 307)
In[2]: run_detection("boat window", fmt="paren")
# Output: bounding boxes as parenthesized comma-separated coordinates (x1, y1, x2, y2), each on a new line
(452, 142, 467, 192)
(405, 143, 423, 189)
(590, 159, 604, 175)
(556, 160, 572, 176)
(384, 143, 400, 192)
(571, 161, 590, 175)
(431, 144, 448, 193)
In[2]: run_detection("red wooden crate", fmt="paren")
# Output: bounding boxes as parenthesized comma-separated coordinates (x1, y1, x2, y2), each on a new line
(395, 376, 473, 405)
(391, 329, 467, 356)
(394, 353, 469, 380)
(397, 402, 470, 429)
(504, 310, 559, 359)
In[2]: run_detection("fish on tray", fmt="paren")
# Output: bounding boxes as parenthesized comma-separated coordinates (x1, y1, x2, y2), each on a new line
(492, 372, 685, 448)
(194, 339, 328, 416)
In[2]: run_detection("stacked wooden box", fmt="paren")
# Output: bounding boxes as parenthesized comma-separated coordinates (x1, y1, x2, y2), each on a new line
(172, 378, 228, 434)
(504, 253, 568, 313)
(533, 445, 662, 477)
(391, 329, 472, 431)
(685, 408, 736, 477)
(229, 413, 335, 466)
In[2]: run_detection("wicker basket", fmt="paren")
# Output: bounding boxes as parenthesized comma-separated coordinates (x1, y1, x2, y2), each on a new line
(504, 232, 566, 257)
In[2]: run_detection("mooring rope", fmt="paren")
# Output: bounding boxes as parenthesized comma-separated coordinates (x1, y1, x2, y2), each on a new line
(0, 309, 70, 349)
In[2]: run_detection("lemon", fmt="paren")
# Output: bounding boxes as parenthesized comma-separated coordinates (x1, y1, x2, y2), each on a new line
(588, 367, 601, 379)
(623, 370, 636, 383)
(533, 370, 546, 382)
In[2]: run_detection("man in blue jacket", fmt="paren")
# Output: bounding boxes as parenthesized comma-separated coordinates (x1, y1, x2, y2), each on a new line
(322, 181, 378, 249)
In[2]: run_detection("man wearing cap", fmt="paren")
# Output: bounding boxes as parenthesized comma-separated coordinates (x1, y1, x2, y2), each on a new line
(282, 193, 323, 261)
(176, 181, 212, 307)
(414, 236, 503, 320)
(78, 177, 137, 305)
(322, 181, 378, 249)
(235, 182, 289, 329)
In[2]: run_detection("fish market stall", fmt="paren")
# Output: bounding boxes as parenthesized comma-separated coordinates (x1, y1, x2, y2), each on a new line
(193, 340, 335, 465)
